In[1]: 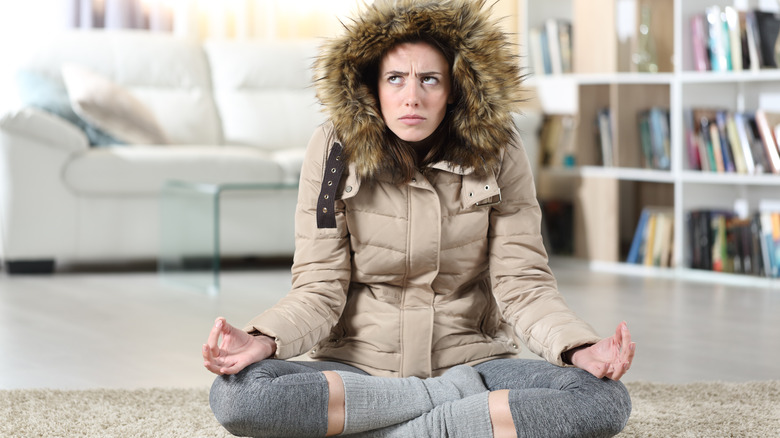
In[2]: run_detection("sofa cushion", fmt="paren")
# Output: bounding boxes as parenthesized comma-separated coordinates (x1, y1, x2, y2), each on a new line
(204, 40, 325, 151)
(15, 70, 123, 146)
(62, 146, 285, 195)
(18, 30, 222, 145)
(61, 63, 168, 145)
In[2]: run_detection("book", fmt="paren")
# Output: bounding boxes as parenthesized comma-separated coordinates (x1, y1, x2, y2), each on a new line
(725, 7, 743, 71)
(546, 19, 563, 75)
(750, 212, 766, 276)
(692, 109, 721, 172)
(758, 211, 780, 277)
(627, 208, 651, 264)
(744, 10, 764, 71)
(691, 14, 711, 72)
(539, 114, 577, 168)
(753, 10, 780, 68)
(653, 211, 674, 267)
(715, 110, 736, 173)
(733, 112, 756, 174)
(725, 111, 749, 174)
(557, 20, 573, 74)
(684, 108, 702, 170)
(754, 109, 780, 173)
(711, 213, 729, 272)
(688, 210, 713, 270)
(638, 108, 671, 170)
(643, 213, 658, 266)
(638, 114, 653, 169)
(706, 6, 732, 71)
(745, 113, 772, 173)
(738, 10, 753, 70)
(709, 119, 725, 172)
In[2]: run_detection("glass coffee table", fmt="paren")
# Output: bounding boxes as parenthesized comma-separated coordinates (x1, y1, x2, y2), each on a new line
(158, 180, 298, 295)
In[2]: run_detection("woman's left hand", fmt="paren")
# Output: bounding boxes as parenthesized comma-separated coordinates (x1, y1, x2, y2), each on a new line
(571, 321, 636, 380)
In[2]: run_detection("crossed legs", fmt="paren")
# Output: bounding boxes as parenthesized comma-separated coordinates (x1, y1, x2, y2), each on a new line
(210, 358, 630, 438)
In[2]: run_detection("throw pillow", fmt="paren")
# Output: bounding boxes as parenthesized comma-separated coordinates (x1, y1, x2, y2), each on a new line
(61, 63, 168, 145)
(14, 70, 124, 146)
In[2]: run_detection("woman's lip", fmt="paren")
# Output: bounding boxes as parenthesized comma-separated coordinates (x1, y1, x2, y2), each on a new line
(399, 114, 425, 125)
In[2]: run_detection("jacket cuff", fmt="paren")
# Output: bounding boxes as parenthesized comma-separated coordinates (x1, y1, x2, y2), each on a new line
(546, 332, 602, 367)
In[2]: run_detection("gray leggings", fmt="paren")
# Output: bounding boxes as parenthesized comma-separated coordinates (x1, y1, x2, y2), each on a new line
(210, 358, 631, 437)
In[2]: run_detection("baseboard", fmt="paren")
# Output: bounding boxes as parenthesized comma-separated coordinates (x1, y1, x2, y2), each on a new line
(4, 260, 56, 275)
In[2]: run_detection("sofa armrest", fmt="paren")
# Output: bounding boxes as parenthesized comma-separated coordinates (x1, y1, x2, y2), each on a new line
(0, 107, 86, 262)
(0, 107, 88, 154)
(272, 147, 307, 184)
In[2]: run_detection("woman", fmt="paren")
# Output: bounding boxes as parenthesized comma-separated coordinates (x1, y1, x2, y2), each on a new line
(204, 1, 635, 437)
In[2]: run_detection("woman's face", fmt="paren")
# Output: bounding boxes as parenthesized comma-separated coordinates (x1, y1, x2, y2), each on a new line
(377, 41, 452, 143)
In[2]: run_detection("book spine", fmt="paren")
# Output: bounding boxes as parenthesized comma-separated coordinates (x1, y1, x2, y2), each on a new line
(691, 14, 711, 72)
(754, 109, 780, 173)
(707, 6, 730, 72)
(715, 110, 736, 173)
(733, 112, 756, 174)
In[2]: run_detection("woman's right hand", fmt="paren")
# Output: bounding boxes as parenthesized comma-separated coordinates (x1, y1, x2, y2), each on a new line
(202, 317, 277, 375)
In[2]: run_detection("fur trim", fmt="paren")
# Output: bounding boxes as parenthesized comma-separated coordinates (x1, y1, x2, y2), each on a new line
(314, 0, 524, 180)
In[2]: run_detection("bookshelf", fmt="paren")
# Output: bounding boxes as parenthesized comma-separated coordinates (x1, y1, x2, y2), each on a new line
(521, 0, 780, 286)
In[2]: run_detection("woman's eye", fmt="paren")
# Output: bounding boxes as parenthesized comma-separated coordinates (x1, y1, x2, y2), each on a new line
(388, 76, 403, 84)
(422, 76, 439, 85)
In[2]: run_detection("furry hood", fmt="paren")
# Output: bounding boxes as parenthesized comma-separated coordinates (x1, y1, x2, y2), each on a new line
(314, 0, 524, 180)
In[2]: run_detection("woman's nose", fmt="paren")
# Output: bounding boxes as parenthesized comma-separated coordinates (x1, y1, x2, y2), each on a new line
(404, 83, 420, 106)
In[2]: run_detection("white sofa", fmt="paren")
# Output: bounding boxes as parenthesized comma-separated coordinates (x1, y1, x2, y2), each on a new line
(0, 30, 325, 273)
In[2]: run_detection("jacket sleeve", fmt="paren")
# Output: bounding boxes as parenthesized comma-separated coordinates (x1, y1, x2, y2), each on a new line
(489, 133, 602, 366)
(244, 124, 351, 359)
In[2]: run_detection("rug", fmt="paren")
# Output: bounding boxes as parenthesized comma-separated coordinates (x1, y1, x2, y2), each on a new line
(1, 381, 778, 437)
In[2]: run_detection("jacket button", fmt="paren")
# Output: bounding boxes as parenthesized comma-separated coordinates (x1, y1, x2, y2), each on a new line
(345, 186, 352, 193)
(323, 194, 329, 200)
(469, 192, 474, 197)
(322, 207, 328, 213)
(485, 185, 490, 190)
(411, 178, 416, 183)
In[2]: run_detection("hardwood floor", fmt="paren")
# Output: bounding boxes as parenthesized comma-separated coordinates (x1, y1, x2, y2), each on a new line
(1, 257, 778, 390)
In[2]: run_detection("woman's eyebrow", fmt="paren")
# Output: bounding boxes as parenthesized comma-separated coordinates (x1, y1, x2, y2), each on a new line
(383, 70, 409, 77)
(382, 70, 443, 77)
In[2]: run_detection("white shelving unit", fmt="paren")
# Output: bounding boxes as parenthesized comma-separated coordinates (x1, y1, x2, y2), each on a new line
(522, 0, 780, 287)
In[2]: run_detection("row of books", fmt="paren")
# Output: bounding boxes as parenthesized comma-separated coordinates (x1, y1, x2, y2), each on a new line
(593, 107, 671, 169)
(627, 206, 674, 267)
(691, 6, 780, 72)
(529, 18, 573, 76)
(684, 108, 780, 174)
(687, 207, 780, 278)
(628, 204, 780, 277)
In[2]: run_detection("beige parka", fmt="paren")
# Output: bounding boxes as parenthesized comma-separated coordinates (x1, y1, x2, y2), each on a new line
(244, 0, 602, 378)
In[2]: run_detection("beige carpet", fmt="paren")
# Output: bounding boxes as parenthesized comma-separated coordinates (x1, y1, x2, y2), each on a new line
(1, 381, 778, 437)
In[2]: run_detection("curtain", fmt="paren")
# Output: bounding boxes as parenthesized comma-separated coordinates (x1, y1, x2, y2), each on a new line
(67, 0, 173, 31)
(63, 0, 368, 40)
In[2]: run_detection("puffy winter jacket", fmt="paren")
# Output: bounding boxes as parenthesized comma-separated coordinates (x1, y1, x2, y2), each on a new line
(245, 123, 601, 377)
